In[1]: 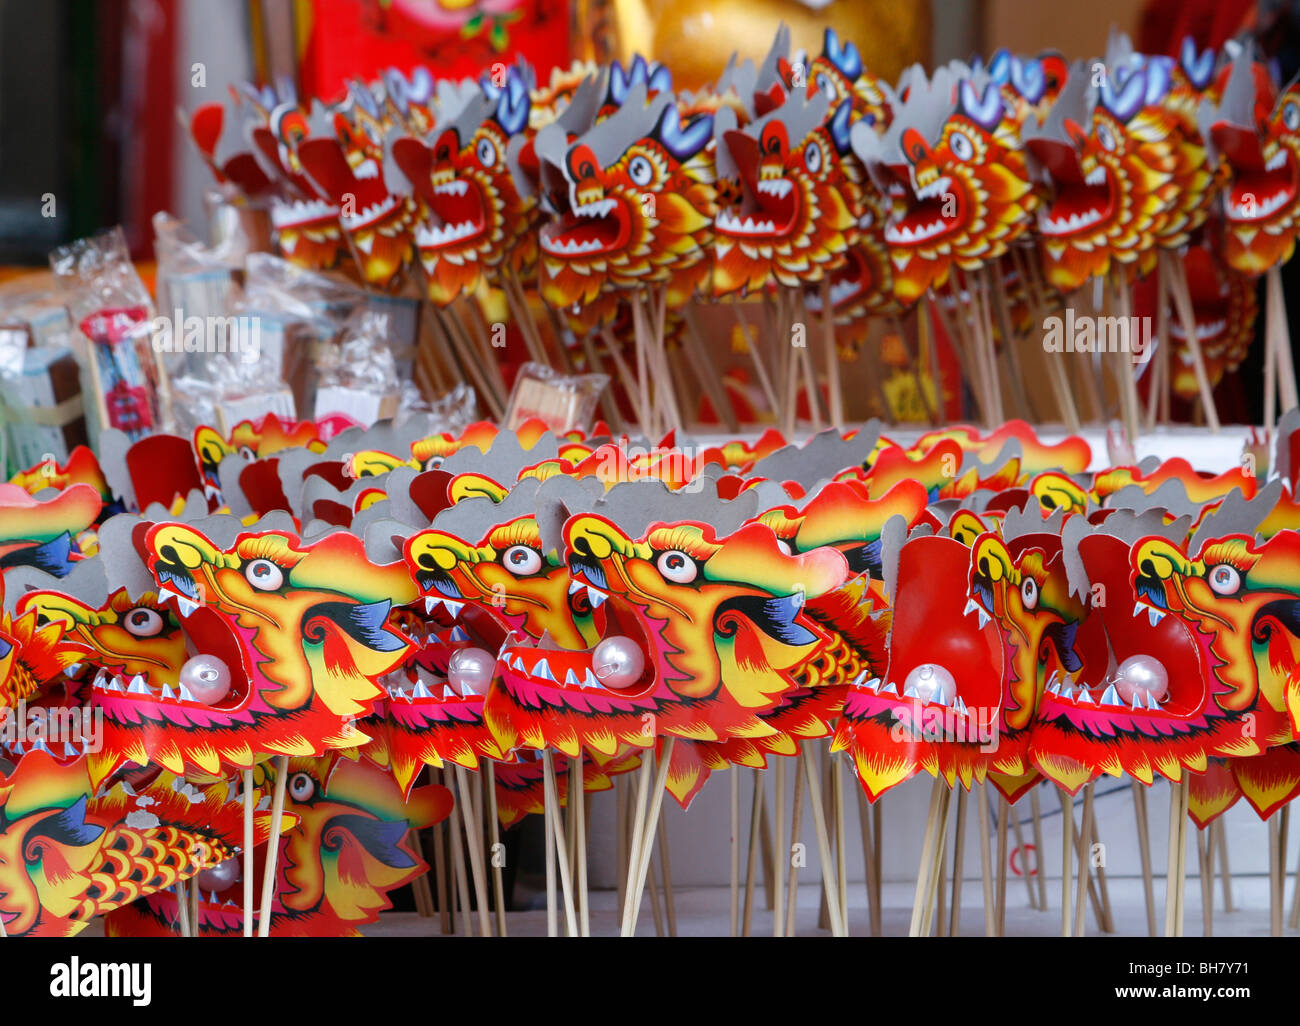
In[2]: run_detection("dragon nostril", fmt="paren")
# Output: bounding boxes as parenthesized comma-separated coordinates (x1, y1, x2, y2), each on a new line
(418, 554, 437, 570)
(160, 545, 181, 565)
(573, 536, 593, 556)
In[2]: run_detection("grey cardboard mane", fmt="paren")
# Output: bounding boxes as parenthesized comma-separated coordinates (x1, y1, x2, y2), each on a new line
(363, 517, 417, 565)
(141, 488, 210, 523)
(1199, 40, 1256, 163)
(97, 514, 165, 600)
(1105, 478, 1204, 521)
(961, 439, 1023, 477)
(755, 22, 791, 93)
(591, 477, 759, 540)
(438, 428, 558, 482)
(877, 514, 913, 603)
(431, 476, 543, 542)
(1273, 407, 1300, 487)
(1023, 60, 1090, 148)
(299, 473, 370, 520)
(570, 83, 670, 174)
(1060, 510, 1188, 597)
(216, 452, 256, 520)
(3, 557, 108, 613)
(751, 422, 882, 490)
(1003, 503, 1067, 543)
(98, 428, 136, 509)
(1188, 479, 1286, 556)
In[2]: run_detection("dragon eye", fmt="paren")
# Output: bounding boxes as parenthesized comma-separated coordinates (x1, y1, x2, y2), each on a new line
(804, 141, 823, 173)
(1208, 564, 1242, 596)
(502, 545, 542, 576)
(656, 550, 698, 584)
(628, 155, 654, 186)
(288, 773, 315, 802)
(245, 559, 285, 591)
(424, 455, 445, 470)
(238, 446, 256, 461)
(949, 130, 974, 161)
(477, 137, 497, 167)
(1021, 577, 1039, 610)
(124, 607, 165, 637)
(1285, 102, 1300, 132)
(1097, 122, 1116, 152)
(816, 73, 836, 99)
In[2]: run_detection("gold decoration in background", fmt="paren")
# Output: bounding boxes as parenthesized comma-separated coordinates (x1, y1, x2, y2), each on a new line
(574, 0, 932, 90)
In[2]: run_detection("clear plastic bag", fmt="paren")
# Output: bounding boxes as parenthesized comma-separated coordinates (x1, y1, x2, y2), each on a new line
(49, 227, 170, 443)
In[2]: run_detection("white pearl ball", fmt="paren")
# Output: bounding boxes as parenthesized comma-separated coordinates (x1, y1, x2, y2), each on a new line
(904, 663, 956, 704)
(447, 647, 496, 695)
(592, 635, 645, 689)
(1114, 654, 1169, 706)
(179, 655, 232, 705)
(196, 857, 240, 892)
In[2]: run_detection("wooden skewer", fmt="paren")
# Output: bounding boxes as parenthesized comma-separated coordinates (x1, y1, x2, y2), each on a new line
(1030, 787, 1048, 912)
(645, 844, 666, 936)
(625, 738, 676, 937)
(1197, 827, 1214, 937)
(1009, 800, 1036, 910)
(949, 786, 969, 936)
(1059, 789, 1074, 937)
(656, 815, 677, 936)
(742, 769, 764, 936)
(730, 770, 741, 937)
(1269, 265, 1299, 412)
(784, 752, 807, 937)
(620, 747, 655, 935)
(409, 830, 433, 917)
(1073, 783, 1094, 937)
(1164, 250, 1221, 431)
(1132, 780, 1158, 936)
(935, 806, 949, 938)
(541, 751, 579, 937)
(454, 765, 493, 937)
(1165, 777, 1190, 937)
(257, 756, 290, 938)
(175, 878, 192, 938)
(485, 762, 507, 936)
(731, 302, 782, 420)
(833, 755, 849, 935)
(977, 782, 996, 936)
(446, 768, 473, 936)
(995, 794, 1011, 936)
(801, 750, 846, 936)
(856, 787, 880, 936)
(616, 775, 630, 918)
(1216, 818, 1234, 916)
(1085, 792, 1114, 932)
(819, 279, 844, 428)
(242, 769, 254, 938)
(910, 776, 948, 937)
(431, 787, 453, 934)
(772, 758, 786, 937)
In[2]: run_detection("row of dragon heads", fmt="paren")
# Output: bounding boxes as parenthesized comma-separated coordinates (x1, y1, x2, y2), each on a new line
(194, 26, 1277, 392)
(2, 409, 1300, 934)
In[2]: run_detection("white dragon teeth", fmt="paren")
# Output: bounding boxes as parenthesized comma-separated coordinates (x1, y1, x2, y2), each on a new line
(716, 209, 777, 235)
(755, 178, 793, 198)
(415, 218, 481, 247)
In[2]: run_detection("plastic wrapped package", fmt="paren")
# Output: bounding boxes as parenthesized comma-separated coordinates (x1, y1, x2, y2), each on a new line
(49, 227, 171, 444)
(313, 309, 404, 426)
(504, 362, 609, 434)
